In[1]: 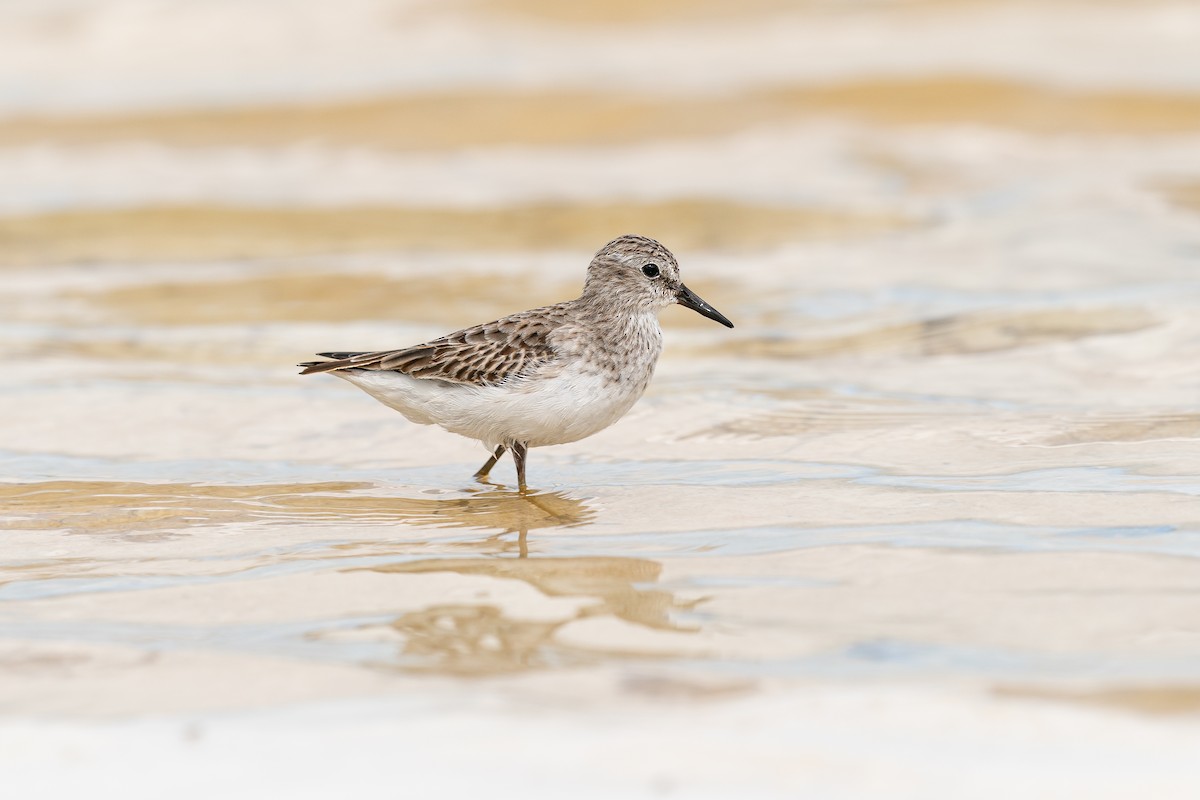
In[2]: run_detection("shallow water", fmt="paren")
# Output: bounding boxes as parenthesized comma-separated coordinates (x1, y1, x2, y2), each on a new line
(3, 0, 1200, 797)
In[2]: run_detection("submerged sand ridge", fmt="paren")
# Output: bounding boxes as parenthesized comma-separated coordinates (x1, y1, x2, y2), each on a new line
(4, 78, 1200, 151)
(0, 480, 593, 536)
(0, 201, 912, 266)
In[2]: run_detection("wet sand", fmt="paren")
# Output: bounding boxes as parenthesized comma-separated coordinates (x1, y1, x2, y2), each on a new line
(3, 0, 1200, 797)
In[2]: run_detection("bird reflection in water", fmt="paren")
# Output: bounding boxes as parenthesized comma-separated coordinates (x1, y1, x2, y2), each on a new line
(361, 555, 697, 675)
(307, 485, 595, 556)
(327, 481, 698, 675)
(278, 483, 594, 543)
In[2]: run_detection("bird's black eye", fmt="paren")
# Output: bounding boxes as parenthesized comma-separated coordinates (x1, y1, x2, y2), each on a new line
(642, 264, 660, 278)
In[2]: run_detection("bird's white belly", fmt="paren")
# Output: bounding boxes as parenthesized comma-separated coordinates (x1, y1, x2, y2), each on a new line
(336, 363, 649, 449)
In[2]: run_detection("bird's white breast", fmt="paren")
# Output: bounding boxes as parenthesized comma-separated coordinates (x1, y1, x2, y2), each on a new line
(335, 321, 660, 450)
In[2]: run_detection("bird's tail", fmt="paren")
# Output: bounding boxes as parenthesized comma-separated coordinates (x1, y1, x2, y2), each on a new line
(297, 352, 366, 375)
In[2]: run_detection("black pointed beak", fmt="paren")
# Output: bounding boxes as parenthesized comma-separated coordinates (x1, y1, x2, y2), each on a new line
(676, 283, 734, 328)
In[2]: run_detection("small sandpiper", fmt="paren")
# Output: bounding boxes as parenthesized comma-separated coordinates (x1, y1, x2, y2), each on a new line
(299, 234, 734, 491)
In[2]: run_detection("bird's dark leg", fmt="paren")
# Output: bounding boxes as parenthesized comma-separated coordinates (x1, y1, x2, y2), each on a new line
(474, 445, 507, 481)
(512, 441, 529, 494)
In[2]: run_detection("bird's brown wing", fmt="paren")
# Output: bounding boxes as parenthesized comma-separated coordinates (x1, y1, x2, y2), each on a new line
(298, 304, 567, 386)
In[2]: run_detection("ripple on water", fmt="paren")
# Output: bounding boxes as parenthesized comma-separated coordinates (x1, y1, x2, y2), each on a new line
(864, 467, 1200, 496)
(546, 520, 1200, 560)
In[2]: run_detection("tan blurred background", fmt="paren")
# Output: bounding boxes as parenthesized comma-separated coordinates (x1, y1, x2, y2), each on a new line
(3, 1, 1200, 798)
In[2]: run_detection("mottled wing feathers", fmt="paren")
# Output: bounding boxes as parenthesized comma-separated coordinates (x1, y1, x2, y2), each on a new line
(299, 304, 568, 385)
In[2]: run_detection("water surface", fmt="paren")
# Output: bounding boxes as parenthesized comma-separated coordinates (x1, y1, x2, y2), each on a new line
(2, 1, 1200, 797)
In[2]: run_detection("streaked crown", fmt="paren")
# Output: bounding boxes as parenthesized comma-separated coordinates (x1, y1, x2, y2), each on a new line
(581, 234, 683, 311)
